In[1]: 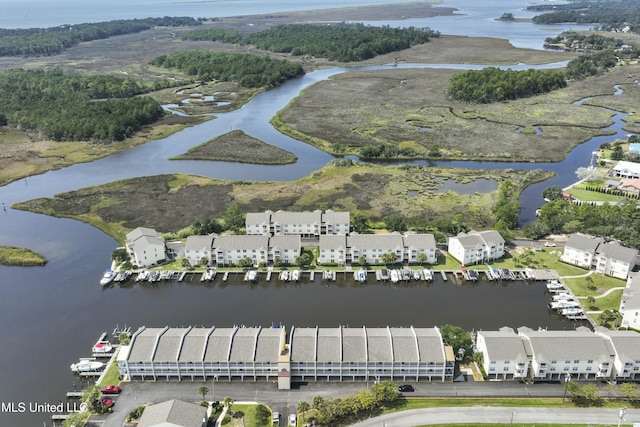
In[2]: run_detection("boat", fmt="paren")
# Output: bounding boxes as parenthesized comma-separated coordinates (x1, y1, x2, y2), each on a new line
(552, 292, 574, 301)
(549, 300, 578, 309)
(70, 359, 104, 373)
(422, 269, 433, 282)
(402, 269, 411, 281)
(99, 269, 116, 286)
(468, 270, 478, 281)
(291, 270, 300, 282)
(546, 281, 565, 291)
(279, 270, 289, 281)
(248, 270, 258, 282)
(390, 270, 399, 283)
(412, 269, 422, 280)
(380, 269, 389, 281)
(92, 341, 113, 355)
(561, 307, 584, 316)
(357, 269, 367, 283)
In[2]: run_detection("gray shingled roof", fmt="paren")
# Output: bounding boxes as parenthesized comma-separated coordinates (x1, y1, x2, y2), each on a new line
(415, 329, 445, 362)
(270, 235, 301, 251)
(126, 227, 161, 244)
(348, 233, 404, 250)
(565, 234, 603, 253)
(254, 328, 283, 362)
(477, 329, 528, 362)
(451, 234, 484, 249)
(389, 328, 419, 362)
(290, 327, 317, 362)
(138, 399, 206, 427)
(178, 328, 212, 362)
(476, 230, 505, 246)
(597, 329, 640, 362)
(317, 328, 342, 362)
(185, 235, 214, 252)
(518, 327, 613, 363)
(229, 327, 259, 362)
(323, 210, 350, 225)
(343, 328, 367, 362)
(403, 233, 436, 250)
(204, 328, 234, 362)
(246, 211, 271, 225)
(597, 241, 638, 265)
(128, 327, 165, 362)
(214, 234, 269, 251)
(154, 328, 189, 362)
(272, 210, 322, 225)
(367, 328, 393, 362)
(319, 235, 347, 250)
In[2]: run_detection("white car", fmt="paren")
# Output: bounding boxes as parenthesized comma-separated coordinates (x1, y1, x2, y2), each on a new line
(289, 413, 297, 426)
(544, 242, 556, 247)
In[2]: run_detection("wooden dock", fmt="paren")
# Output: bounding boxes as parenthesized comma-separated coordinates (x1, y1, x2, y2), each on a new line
(440, 271, 448, 281)
(66, 391, 83, 398)
(223, 271, 229, 282)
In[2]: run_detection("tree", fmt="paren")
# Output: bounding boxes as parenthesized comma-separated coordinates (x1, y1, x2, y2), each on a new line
(439, 324, 473, 364)
(358, 255, 368, 267)
(611, 144, 624, 160)
(297, 401, 310, 421)
(383, 214, 407, 232)
(118, 332, 131, 346)
(111, 247, 129, 263)
(223, 203, 245, 232)
(418, 252, 428, 265)
(312, 395, 325, 409)
(237, 257, 253, 268)
(351, 212, 369, 233)
(255, 404, 271, 425)
(542, 185, 563, 201)
(575, 166, 601, 181)
(223, 396, 234, 410)
(198, 385, 209, 403)
(620, 382, 640, 406)
(586, 296, 597, 309)
(296, 253, 311, 268)
(381, 252, 398, 266)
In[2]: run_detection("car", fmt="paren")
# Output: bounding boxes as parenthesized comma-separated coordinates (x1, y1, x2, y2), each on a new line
(99, 398, 114, 408)
(544, 242, 556, 247)
(100, 385, 121, 394)
(289, 413, 297, 426)
(272, 411, 280, 426)
(398, 384, 415, 392)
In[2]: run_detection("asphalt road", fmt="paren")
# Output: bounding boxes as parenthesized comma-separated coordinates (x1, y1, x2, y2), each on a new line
(84, 380, 633, 427)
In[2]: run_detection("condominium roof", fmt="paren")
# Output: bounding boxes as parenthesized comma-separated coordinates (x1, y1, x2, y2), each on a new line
(403, 232, 436, 249)
(128, 327, 167, 362)
(450, 234, 484, 249)
(367, 328, 393, 362)
(272, 210, 322, 225)
(598, 241, 638, 265)
(348, 233, 404, 249)
(596, 328, 640, 362)
(517, 327, 614, 363)
(126, 227, 162, 244)
(477, 327, 528, 361)
(289, 327, 318, 362)
(323, 210, 350, 224)
(317, 328, 342, 362)
(565, 234, 603, 253)
(214, 234, 269, 251)
(185, 235, 215, 252)
(154, 327, 189, 362)
(622, 275, 640, 311)
(319, 235, 347, 250)
(270, 235, 301, 251)
(178, 327, 212, 362)
(246, 211, 271, 225)
(476, 230, 505, 246)
(342, 328, 367, 362)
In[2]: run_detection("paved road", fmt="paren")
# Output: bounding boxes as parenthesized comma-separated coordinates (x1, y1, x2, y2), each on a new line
(84, 380, 632, 427)
(351, 407, 640, 427)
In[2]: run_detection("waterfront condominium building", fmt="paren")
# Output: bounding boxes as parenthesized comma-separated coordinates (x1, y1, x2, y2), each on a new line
(125, 227, 166, 268)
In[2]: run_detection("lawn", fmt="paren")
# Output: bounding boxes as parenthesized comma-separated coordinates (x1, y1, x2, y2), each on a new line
(224, 403, 271, 427)
(563, 274, 626, 298)
(565, 187, 627, 203)
(98, 358, 121, 387)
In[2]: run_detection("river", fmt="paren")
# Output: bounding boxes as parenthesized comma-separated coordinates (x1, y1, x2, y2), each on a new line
(0, 0, 625, 425)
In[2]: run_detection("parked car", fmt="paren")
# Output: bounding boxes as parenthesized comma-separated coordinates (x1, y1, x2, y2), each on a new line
(99, 398, 114, 408)
(289, 413, 297, 426)
(272, 411, 280, 426)
(544, 242, 556, 247)
(100, 385, 121, 394)
(398, 384, 415, 392)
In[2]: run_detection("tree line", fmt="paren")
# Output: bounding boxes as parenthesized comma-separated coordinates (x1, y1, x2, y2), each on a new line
(183, 23, 440, 62)
(0, 17, 200, 57)
(448, 67, 566, 103)
(524, 198, 640, 249)
(0, 68, 169, 142)
(149, 50, 304, 88)
(528, 0, 640, 33)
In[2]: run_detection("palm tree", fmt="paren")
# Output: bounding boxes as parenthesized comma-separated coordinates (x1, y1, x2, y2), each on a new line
(223, 396, 234, 411)
(417, 252, 427, 265)
(198, 385, 209, 403)
(297, 401, 310, 421)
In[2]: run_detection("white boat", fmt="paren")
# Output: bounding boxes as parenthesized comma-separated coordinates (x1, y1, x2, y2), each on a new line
(412, 269, 421, 280)
(99, 269, 116, 286)
(561, 307, 584, 316)
(291, 270, 300, 282)
(92, 341, 113, 354)
(390, 270, 399, 283)
(552, 292, 574, 301)
(70, 359, 104, 373)
(546, 281, 565, 290)
(422, 269, 433, 281)
(358, 269, 367, 283)
(549, 300, 578, 309)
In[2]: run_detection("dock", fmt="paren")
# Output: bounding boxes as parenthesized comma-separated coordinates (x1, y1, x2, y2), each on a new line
(65, 391, 83, 398)
(440, 270, 447, 281)
(310, 270, 315, 281)
(223, 271, 229, 282)
(266, 270, 272, 281)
